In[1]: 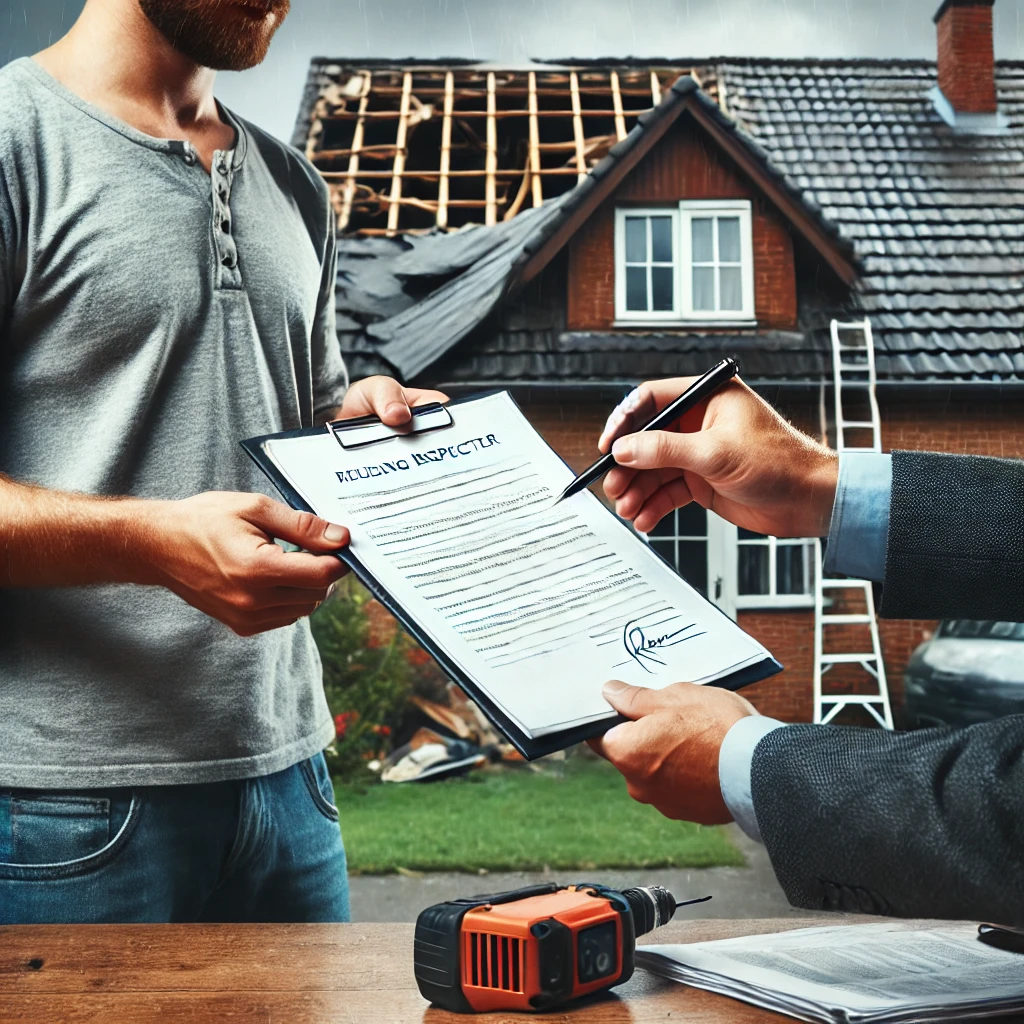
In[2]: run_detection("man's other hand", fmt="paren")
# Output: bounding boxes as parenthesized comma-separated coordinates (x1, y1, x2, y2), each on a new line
(142, 492, 350, 637)
(589, 680, 758, 825)
(336, 376, 449, 427)
(600, 376, 838, 537)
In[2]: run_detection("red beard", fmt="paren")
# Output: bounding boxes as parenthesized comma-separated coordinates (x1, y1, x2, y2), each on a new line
(138, 0, 291, 71)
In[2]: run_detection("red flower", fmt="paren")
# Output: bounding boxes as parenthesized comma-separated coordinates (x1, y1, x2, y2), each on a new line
(334, 710, 359, 740)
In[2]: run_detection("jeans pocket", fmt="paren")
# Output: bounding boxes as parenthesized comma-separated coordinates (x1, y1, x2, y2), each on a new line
(300, 754, 339, 822)
(0, 789, 140, 881)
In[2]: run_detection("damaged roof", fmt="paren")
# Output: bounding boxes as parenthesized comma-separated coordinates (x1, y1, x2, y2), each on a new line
(292, 60, 699, 234)
(317, 58, 1024, 386)
(333, 73, 856, 382)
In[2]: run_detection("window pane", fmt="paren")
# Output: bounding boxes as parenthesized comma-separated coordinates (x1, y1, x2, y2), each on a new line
(648, 512, 676, 537)
(718, 217, 741, 262)
(650, 266, 674, 311)
(676, 502, 707, 537)
(650, 216, 673, 262)
(691, 217, 714, 262)
(738, 528, 767, 541)
(625, 266, 648, 311)
(719, 266, 743, 311)
(677, 541, 708, 596)
(776, 544, 809, 595)
(650, 539, 676, 567)
(738, 545, 770, 595)
(692, 266, 715, 310)
(625, 217, 647, 263)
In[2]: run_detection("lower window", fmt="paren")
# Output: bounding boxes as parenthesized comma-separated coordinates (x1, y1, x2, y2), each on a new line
(736, 530, 815, 607)
(639, 510, 816, 615)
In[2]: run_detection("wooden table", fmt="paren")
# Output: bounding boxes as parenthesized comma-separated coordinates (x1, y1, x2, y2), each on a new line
(0, 917, 1004, 1024)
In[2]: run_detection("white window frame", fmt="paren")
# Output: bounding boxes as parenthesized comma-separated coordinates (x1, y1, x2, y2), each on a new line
(734, 531, 815, 610)
(614, 200, 756, 325)
(614, 207, 680, 322)
(678, 200, 755, 321)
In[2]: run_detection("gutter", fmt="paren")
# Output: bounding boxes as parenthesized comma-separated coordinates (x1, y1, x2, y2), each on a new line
(435, 379, 1024, 400)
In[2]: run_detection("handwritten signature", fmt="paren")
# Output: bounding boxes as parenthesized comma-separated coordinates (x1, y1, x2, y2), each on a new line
(622, 618, 706, 673)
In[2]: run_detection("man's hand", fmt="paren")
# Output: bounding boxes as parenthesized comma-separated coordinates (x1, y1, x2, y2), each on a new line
(600, 377, 838, 537)
(332, 375, 449, 426)
(589, 680, 758, 824)
(141, 492, 349, 637)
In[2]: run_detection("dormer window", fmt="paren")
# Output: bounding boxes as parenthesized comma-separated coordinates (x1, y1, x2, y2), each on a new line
(617, 209, 680, 319)
(615, 201, 755, 324)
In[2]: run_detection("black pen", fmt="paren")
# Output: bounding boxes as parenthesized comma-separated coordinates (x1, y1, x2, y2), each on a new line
(552, 357, 740, 506)
(978, 923, 1024, 954)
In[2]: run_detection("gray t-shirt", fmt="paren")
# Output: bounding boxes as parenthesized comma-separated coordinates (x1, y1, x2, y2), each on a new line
(0, 58, 348, 787)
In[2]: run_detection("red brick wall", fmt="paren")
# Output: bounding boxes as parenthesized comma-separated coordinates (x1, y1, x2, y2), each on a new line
(521, 402, 609, 474)
(518, 394, 1024, 724)
(737, 610, 816, 721)
(566, 121, 798, 331)
(936, 0, 996, 114)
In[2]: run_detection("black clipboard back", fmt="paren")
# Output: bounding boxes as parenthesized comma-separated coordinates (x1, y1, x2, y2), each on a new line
(241, 392, 782, 760)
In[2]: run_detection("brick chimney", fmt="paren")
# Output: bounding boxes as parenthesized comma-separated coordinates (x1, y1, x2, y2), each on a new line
(934, 0, 996, 114)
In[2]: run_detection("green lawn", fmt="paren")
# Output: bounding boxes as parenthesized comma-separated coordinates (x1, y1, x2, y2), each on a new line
(334, 758, 744, 875)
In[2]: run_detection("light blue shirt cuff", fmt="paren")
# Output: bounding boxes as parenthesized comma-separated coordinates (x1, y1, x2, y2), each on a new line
(824, 452, 892, 582)
(718, 716, 786, 844)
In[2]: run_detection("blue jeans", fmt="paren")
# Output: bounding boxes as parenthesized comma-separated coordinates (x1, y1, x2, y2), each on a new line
(0, 753, 349, 923)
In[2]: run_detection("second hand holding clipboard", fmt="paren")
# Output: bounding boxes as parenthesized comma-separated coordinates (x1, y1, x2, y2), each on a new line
(325, 401, 455, 449)
(553, 357, 739, 505)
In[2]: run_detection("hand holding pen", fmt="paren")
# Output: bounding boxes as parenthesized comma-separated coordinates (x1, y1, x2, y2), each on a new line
(555, 359, 739, 505)
(587, 365, 841, 539)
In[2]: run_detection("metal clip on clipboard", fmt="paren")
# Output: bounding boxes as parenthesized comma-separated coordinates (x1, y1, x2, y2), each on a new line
(325, 402, 454, 450)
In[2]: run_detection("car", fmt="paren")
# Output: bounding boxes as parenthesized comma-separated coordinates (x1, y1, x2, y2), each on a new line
(903, 620, 1024, 729)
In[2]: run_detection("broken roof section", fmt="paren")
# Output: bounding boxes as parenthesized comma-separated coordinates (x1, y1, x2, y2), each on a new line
(291, 60, 700, 235)
(334, 74, 857, 381)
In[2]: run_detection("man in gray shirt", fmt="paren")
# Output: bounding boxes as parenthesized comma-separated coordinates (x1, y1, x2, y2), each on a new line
(0, 0, 444, 923)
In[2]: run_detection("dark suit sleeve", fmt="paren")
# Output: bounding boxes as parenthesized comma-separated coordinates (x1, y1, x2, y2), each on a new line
(881, 451, 1024, 620)
(750, 718, 1024, 925)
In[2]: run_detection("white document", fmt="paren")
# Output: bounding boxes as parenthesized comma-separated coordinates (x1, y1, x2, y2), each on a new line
(639, 923, 1024, 1024)
(263, 392, 774, 739)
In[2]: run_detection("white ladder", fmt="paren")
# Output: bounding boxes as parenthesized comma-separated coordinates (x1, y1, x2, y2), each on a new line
(812, 318, 893, 728)
(831, 318, 882, 454)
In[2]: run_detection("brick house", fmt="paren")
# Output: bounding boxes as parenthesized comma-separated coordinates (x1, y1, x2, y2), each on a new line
(291, 0, 1024, 722)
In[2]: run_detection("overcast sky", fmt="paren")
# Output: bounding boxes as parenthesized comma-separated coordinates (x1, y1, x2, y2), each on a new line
(5, 0, 1024, 141)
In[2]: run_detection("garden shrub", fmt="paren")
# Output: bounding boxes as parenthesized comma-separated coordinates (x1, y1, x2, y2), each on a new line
(310, 576, 448, 782)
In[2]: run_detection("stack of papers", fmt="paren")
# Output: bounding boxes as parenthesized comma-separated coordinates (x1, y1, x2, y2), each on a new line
(637, 923, 1024, 1023)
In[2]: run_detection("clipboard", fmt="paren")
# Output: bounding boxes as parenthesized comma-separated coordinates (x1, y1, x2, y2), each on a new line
(242, 391, 781, 760)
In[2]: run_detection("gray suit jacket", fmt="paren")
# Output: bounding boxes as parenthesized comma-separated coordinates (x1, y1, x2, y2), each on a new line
(751, 451, 1024, 925)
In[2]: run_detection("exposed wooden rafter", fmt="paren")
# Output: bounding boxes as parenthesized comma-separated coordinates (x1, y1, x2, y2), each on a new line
(650, 71, 663, 106)
(337, 71, 371, 231)
(570, 72, 587, 183)
(485, 72, 498, 226)
(437, 70, 454, 228)
(610, 70, 627, 141)
(386, 71, 413, 235)
(528, 71, 543, 209)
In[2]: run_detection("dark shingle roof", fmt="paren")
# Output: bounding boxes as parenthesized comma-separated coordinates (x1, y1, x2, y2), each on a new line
(712, 59, 1024, 382)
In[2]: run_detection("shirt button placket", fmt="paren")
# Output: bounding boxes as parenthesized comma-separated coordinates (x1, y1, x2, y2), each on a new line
(213, 152, 240, 288)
